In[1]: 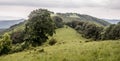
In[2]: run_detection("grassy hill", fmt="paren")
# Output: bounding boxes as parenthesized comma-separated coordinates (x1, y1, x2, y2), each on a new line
(53, 13, 110, 26)
(0, 27, 120, 61)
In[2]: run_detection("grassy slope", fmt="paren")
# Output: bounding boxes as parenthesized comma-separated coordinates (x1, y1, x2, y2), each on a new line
(0, 27, 120, 61)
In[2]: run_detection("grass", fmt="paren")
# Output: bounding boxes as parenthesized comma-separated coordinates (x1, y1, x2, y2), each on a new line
(0, 27, 120, 61)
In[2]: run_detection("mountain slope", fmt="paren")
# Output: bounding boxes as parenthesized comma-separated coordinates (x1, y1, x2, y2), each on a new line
(0, 27, 120, 61)
(55, 13, 110, 26)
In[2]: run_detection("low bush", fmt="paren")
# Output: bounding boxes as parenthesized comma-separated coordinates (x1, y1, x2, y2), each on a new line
(11, 41, 29, 53)
(10, 30, 25, 44)
(49, 38, 57, 45)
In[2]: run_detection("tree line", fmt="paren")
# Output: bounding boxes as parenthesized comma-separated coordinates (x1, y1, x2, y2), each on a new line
(66, 21, 120, 40)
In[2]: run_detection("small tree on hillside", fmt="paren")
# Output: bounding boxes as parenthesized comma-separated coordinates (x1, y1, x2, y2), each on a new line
(24, 9, 55, 46)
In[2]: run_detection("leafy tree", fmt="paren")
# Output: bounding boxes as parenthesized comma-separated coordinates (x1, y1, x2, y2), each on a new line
(24, 9, 55, 46)
(83, 24, 103, 40)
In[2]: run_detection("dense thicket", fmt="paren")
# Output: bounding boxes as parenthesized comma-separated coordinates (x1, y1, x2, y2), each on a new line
(102, 22, 120, 40)
(66, 21, 120, 40)
(66, 21, 103, 40)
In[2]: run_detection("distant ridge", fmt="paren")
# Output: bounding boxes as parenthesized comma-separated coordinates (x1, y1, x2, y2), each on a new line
(0, 19, 24, 29)
(103, 19, 120, 24)
(55, 13, 111, 26)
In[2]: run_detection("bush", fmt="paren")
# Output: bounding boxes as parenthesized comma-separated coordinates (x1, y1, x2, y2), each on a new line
(10, 30, 25, 44)
(0, 33, 12, 55)
(66, 21, 103, 40)
(102, 23, 120, 40)
(11, 42, 28, 53)
(49, 38, 57, 45)
(11, 44, 23, 53)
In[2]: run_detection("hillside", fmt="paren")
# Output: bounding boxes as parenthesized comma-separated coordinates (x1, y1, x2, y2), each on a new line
(0, 27, 120, 61)
(54, 13, 110, 26)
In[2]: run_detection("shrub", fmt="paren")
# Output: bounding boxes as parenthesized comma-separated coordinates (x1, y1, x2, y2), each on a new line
(66, 21, 103, 40)
(49, 38, 57, 45)
(10, 30, 25, 44)
(0, 33, 12, 55)
(38, 48, 44, 53)
(11, 41, 29, 53)
(102, 23, 120, 40)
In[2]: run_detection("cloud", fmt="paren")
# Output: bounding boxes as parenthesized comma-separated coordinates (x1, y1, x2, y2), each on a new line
(0, 0, 119, 19)
(107, 0, 120, 9)
(0, 0, 112, 8)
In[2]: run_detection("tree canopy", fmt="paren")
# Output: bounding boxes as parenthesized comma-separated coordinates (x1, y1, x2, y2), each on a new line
(25, 9, 55, 46)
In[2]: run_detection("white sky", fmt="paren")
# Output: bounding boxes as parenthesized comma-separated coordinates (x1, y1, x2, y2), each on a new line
(0, 0, 119, 20)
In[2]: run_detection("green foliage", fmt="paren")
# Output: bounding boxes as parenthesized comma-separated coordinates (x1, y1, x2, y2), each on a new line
(10, 30, 25, 44)
(81, 23, 103, 40)
(102, 23, 120, 40)
(25, 9, 55, 46)
(0, 33, 12, 55)
(11, 42, 28, 53)
(67, 20, 120, 40)
(66, 21, 103, 40)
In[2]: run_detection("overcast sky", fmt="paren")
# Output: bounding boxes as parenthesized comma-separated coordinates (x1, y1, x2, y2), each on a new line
(0, 0, 119, 20)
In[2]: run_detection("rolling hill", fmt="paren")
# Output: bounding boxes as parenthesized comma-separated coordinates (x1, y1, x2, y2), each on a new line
(54, 13, 110, 26)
